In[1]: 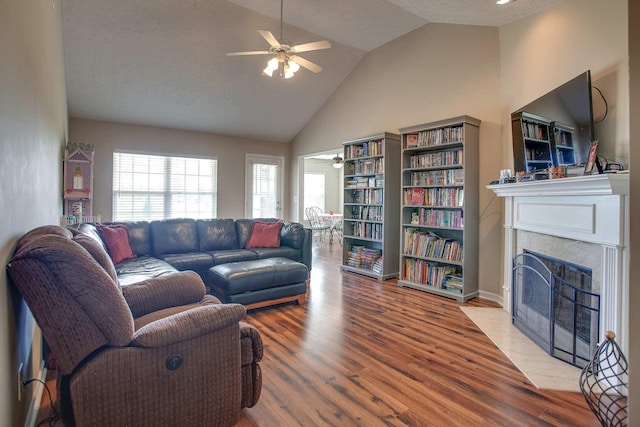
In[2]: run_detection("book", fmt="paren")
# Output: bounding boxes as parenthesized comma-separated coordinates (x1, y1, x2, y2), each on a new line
(406, 134, 418, 148)
(410, 188, 425, 205)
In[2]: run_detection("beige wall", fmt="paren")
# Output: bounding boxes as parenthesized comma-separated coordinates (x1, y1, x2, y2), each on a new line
(69, 118, 291, 221)
(628, 0, 638, 424)
(291, 0, 629, 301)
(291, 23, 504, 298)
(499, 0, 629, 169)
(0, 0, 68, 425)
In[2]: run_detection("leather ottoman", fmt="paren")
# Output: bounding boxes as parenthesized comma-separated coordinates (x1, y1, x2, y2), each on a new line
(205, 257, 309, 309)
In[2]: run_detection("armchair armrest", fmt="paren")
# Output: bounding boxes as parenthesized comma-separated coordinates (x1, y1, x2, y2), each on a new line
(122, 271, 206, 318)
(131, 303, 246, 348)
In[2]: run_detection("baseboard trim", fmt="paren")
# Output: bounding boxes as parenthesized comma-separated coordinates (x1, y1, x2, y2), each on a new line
(24, 361, 47, 427)
(478, 289, 501, 305)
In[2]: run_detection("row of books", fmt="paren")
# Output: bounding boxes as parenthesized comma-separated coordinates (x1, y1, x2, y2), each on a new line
(408, 208, 463, 228)
(441, 275, 463, 294)
(402, 229, 463, 262)
(350, 188, 383, 204)
(402, 258, 458, 289)
(405, 126, 464, 148)
(350, 205, 383, 221)
(345, 140, 384, 159)
(347, 222, 383, 240)
(371, 257, 384, 274)
(345, 245, 382, 271)
(522, 120, 549, 140)
(347, 158, 384, 175)
(345, 175, 383, 189)
(409, 169, 464, 186)
(403, 187, 464, 207)
(525, 147, 551, 162)
(409, 149, 463, 168)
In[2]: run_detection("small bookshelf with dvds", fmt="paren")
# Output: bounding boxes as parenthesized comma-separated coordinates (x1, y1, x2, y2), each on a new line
(341, 132, 400, 280)
(398, 116, 480, 302)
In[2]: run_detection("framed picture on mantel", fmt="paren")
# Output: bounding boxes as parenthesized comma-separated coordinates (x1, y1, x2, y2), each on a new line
(584, 140, 601, 175)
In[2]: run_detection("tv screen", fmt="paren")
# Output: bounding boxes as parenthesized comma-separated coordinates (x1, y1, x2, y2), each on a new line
(511, 71, 594, 173)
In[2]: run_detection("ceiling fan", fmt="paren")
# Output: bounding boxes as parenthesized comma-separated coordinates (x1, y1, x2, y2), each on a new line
(226, 0, 331, 78)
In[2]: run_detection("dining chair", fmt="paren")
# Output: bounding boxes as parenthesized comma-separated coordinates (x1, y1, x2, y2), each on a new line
(304, 206, 331, 245)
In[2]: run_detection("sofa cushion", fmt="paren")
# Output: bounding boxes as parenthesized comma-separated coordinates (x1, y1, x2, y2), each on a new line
(197, 219, 238, 251)
(208, 249, 258, 266)
(115, 256, 178, 286)
(150, 218, 199, 255)
(280, 222, 306, 249)
(75, 223, 109, 254)
(245, 221, 283, 249)
(156, 252, 214, 273)
(97, 224, 137, 264)
(235, 218, 278, 248)
(251, 246, 300, 262)
(118, 221, 152, 256)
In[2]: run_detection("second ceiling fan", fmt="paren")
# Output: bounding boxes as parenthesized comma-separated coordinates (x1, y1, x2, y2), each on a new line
(226, 0, 331, 78)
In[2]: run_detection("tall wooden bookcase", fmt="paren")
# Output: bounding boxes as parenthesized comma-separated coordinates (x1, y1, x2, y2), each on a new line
(341, 132, 400, 280)
(398, 116, 480, 302)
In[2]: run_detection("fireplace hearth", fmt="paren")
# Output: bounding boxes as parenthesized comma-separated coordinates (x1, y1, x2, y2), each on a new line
(512, 251, 600, 368)
(488, 174, 629, 360)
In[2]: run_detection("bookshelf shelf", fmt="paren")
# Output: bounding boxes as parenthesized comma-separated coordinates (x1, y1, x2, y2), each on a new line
(398, 116, 480, 302)
(341, 132, 400, 281)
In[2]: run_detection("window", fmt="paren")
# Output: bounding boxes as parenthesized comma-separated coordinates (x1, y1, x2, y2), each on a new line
(304, 173, 325, 212)
(113, 152, 217, 221)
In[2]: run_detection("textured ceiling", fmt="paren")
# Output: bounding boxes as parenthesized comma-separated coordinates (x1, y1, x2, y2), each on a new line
(61, 0, 567, 143)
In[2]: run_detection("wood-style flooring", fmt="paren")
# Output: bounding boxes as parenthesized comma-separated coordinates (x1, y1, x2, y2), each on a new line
(37, 241, 598, 426)
(236, 242, 598, 426)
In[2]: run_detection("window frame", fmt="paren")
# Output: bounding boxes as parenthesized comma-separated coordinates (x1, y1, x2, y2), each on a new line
(112, 151, 218, 221)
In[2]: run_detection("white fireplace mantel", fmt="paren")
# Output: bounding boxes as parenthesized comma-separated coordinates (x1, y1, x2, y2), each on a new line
(487, 173, 630, 356)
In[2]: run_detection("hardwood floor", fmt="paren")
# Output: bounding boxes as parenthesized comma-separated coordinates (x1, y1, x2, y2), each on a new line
(236, 242, 599, 426)
(37, 241, 598, 426)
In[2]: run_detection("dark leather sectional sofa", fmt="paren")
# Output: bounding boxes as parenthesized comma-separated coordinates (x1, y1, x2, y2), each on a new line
(76, 218, 312, 304)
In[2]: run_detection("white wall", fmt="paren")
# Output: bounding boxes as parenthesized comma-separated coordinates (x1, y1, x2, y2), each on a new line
(303, 158, 343, 214)
(0, 0, 68, 425)
(291, 23, 504, 297)
(69, 118, 291, 221)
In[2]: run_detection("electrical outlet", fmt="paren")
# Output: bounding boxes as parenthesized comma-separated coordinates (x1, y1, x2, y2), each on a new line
(17, 363, 23, 401)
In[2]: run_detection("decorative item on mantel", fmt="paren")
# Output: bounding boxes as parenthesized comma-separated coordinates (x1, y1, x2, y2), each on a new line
(62, 142, 101, 226)
(579, 331, 628, 427)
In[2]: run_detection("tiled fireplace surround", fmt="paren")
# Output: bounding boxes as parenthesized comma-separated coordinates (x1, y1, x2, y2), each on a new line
(489, 174, 630, 358)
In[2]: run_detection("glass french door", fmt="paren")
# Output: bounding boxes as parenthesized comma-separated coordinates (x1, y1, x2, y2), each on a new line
(245, 154, 283, 219)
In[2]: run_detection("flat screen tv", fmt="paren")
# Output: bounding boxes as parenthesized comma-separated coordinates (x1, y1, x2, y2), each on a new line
(511, 70, 594, 173)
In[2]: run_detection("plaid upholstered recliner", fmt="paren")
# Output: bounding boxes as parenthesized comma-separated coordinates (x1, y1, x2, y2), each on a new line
(7, 225, 263, 426)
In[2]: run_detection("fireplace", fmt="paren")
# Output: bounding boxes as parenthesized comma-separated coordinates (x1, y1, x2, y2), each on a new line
(512, 250, 600, 368)
(488, 174, 629, 360)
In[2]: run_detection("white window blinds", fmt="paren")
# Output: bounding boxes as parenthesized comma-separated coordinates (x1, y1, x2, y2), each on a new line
(113, 152, 217, 221)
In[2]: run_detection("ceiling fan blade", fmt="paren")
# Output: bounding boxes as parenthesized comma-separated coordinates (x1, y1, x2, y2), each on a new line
(226, 50, 271, 56)
(290, 55, 322, 73)
(291, 40, 331, 53)
(258, 30, 281, 48)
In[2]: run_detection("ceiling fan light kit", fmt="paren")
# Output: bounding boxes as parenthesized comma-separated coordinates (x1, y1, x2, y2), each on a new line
(227, 0, 330, 79)
(332, 154, 344, 169)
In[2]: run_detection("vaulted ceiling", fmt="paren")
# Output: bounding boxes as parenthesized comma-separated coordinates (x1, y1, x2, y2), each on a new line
(61, 0, 567, 142)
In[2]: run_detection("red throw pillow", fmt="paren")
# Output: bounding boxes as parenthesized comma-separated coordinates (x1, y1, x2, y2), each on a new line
(245, 221, 284, 249)
(96, 224, 136, 264)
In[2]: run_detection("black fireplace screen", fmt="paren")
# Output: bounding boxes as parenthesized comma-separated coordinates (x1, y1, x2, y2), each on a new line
(512, 251, 600, 368)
